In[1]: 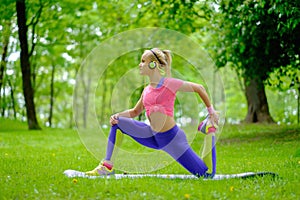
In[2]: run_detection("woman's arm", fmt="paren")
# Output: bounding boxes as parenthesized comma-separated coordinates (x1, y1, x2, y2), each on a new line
(178, 81, 219, 124)
(110, 96, 144, 125)
(178, 81, 211, 108)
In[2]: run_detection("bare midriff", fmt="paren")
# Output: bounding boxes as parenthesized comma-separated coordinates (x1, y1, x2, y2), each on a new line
(148, 112, 176, 132)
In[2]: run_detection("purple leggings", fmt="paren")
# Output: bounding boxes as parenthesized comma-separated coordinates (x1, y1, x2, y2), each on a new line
(106, 117, 208, 177)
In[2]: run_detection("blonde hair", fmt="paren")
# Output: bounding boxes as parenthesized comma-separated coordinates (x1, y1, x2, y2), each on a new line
(147, 48, 172, 77)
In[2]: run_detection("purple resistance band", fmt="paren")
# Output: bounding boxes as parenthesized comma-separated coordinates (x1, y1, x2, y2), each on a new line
(105, 117, 209, 177)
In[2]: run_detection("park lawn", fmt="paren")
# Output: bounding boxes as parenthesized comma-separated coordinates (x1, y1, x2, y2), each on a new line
(0, 119, 299, 200)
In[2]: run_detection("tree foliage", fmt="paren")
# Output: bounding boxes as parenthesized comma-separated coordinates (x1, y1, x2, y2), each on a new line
(209, 0, 299, 123)
(0, 0, 299, 128)
(213, 0, 299, 83)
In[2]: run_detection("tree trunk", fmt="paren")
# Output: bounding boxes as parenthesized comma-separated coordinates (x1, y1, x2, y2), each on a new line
(1, 86, 6, 117)
(100, 71, 107, 122)
(16, 0, 41, 130)
(48, 64, 55, 127)
(244, 78, 275, 123)
(7, 79, 17, 119)
(0, 25, 9, 117)
(0, 22, 10, 102)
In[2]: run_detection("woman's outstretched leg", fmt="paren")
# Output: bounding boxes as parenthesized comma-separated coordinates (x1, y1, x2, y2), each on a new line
(159, 127, 208, 177)
(86, 117, 160, 176)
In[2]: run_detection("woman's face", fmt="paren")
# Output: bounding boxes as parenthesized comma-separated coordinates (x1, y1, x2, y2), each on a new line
(139, 51, 153, 76)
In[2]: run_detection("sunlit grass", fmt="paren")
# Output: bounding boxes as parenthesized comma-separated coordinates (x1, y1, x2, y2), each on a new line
(0, 119, 299, 199)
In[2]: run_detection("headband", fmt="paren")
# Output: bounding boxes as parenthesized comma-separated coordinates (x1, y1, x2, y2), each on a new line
(150, 49, 163, 64)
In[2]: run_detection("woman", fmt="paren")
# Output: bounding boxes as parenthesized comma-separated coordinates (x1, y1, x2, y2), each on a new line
(86, 48, 219, 177)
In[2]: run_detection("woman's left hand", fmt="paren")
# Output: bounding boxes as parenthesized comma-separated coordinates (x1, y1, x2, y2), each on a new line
(209, 111, 219, 126)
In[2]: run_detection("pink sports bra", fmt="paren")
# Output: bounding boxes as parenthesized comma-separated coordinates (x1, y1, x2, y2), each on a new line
(142, 78, 184, 117)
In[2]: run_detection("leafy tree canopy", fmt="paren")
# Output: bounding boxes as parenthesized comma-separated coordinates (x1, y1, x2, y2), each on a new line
(213, 0, 299, 84)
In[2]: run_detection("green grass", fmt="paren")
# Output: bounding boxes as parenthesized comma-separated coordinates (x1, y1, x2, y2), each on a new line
(0, 119, 299, 199)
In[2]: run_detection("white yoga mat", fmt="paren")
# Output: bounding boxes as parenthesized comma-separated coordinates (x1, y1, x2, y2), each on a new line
(64, 169, 277, 180)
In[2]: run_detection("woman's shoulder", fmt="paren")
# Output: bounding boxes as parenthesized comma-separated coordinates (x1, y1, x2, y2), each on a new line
(165, 77, 184, 84)
(164, 77, 184, 92)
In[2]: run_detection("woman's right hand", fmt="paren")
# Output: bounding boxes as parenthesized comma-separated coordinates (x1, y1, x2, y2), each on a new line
(110, 114, 119, 126)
